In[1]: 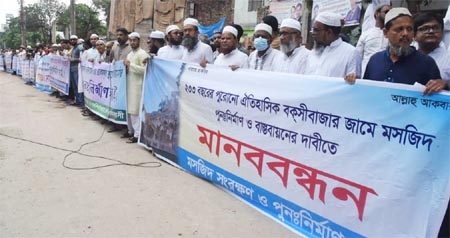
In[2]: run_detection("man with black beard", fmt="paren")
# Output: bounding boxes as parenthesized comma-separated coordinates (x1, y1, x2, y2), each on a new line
(272, 18, 309, 74)
(363, 8, 445, 95)
(181, 18, 214, 64)
(157, 25, 184, 59)
(147, 30, 165, 55)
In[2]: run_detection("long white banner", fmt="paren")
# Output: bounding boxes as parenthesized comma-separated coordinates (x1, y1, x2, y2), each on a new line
(148, 59, 450, 237)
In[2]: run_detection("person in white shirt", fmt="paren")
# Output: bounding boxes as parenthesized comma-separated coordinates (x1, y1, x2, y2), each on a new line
(157, 25, 184, 60)
(414, 12, 450, 90)
(443, 3, 450, 49)
(213, 25, 248, 69)
(181, 18, 214, 64)
(272, 18, 309, 74)
(246, 23, 282, 71)
(86, 33, 100, 63)
(356, 3, 392, 76)
(147, 30, 165, 55)
(304, 11, 361, 81)
(361, 0, 391, 33)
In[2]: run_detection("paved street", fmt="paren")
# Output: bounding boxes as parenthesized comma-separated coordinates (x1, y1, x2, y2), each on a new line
(0, 72, 299, 238)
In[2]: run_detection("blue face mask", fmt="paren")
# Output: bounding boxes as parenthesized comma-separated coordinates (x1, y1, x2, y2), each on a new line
(253, 37, 269, 51)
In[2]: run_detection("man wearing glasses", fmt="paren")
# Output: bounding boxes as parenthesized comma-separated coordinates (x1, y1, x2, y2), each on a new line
(363, 8, 447, 95)
(414, 12, 450, 90)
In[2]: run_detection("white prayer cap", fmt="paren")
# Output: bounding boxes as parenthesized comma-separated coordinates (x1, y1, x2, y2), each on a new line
(77, 39, 84, 44)
(128, 32, 140, 39)
(96, 40, 105, 45)
(373, 0, 391, 11)
(150, 30, 165, 39)
(315, 12, 342, 27)
(51, 43, 58, 47)
(90, 33, 99, 39)
(384, 7, 411, 25)
(69, 35, 78, 39)
(280, 18, 301, 31)
(254, 23, 272, 35)
(184, 18, 199, 27)
(166, 25, 180, 34)
(222, 25, 238, 37)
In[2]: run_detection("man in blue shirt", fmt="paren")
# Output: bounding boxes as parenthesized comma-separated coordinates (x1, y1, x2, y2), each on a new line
(363, 8, 448, 95)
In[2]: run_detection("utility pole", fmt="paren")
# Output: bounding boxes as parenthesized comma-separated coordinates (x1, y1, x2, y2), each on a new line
(70, 0, 76, 35)
(19, 0, 26, 46)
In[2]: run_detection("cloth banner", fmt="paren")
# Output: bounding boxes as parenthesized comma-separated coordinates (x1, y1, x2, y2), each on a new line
(198, 16, 226, 40)
(12, 55, 18, 73)
(80, 61, 127, 124)
(140, 58, 450, 237)
(35, 55, 53, 93)
(16, 55, 23, 76)
(0, 55, 4, 70)
(139, 58, 182, 164)
(21, 59, 34, 83)
(312, 0, 361, 26)
(48, 55, 70, 95)
(5, 53, 13, 73)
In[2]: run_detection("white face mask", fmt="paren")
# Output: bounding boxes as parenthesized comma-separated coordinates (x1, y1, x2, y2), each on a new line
(253, 37, 269, 51)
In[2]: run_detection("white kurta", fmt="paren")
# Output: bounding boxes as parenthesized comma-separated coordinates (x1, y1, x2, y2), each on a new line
(126, 48, 149, 115)
(428, 46, 450, 87)
(214, 49, 249, 68)
(272, 46, 309, 74)
(181, 41, 214, 63)
(247, 47, 283, 71)
(157, 45, 184, 59)
(443, 4, 450, 49)
(356, 27, 388, 76)
(304, 38, 362, 78)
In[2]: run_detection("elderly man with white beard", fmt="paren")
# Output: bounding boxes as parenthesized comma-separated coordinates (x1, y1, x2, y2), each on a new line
(272, 18, 309, 74)
(213, 25, 248, 70)
(246, 23, 282, 71)
(363, 8, 446, 95)
(181, 18, 214, 64)
(304, 12, 361, 80)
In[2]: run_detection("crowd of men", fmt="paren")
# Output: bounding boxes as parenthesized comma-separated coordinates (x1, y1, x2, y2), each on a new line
(1, 4, 449, 235)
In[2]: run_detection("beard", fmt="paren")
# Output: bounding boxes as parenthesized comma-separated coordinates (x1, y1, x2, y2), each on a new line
(280, 38, 298, 54)
(313, 41, 325, 55)
(389, 43, 414, 57)
(181, 36, 198, 50)
(149, 45, 159, 54)
(169, 37, 182, 46)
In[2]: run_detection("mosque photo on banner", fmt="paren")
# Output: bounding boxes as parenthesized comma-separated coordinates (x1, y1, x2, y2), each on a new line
(269, 0, 303, 26)
(312, 0, 361, 26)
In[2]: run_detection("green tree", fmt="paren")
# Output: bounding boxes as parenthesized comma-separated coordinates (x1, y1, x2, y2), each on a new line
(92, 0, 111, 31)
(57, 3, 107, 40)
(3, 17, 22, 48)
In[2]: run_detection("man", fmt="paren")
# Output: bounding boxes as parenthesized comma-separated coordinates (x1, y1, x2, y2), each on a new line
(246, 23, 282, 71)
(230, 24, 249, 55)
(181, 18, 214, 64)
(124, 32, 149, 143)
(294, 3, 303, 24)
(304, 12, 361, 79)
(272, 18, 309, 74)
(86, 34, 100, 62)
(344, 0, 361, 25)
(214, 25, 248, 69)
(106, 28, 132, 134)
(212, 30, 222, 60)
(262, 15, 280, 50)
(363, 8, 446, 95)
(107, 28, 132, 63)
(443, 3, 450, 49)
(147, 30, 165, 55)
(157, 25, 184, 60)
(414, 13, 450, 91)
(68, 35, 83, 106)
(356, 3, 392, 76)
(362, 0, 391, 33)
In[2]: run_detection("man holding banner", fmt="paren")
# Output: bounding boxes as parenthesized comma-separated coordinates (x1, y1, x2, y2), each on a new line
(124, 32, 149, 143)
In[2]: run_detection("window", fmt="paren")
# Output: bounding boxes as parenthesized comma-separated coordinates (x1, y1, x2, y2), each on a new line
(248, 0, 263, 12)
(188, 2, 197, 17)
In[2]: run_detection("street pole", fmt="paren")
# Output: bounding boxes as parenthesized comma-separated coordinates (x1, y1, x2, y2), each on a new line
(20, 0, 26, 46)
(70, 0, 76, 35)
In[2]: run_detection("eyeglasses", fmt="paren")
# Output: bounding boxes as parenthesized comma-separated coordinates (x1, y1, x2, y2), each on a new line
(417, 25, 442, 33)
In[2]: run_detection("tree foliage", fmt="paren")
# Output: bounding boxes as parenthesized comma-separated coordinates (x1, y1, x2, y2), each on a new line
(57, 3, 107, 40)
